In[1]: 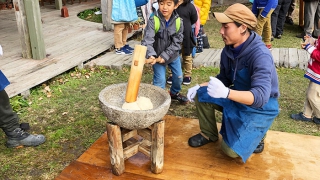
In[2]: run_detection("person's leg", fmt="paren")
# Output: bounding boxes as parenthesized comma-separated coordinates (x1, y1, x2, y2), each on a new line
(304, 1, 318, 35)
(221, 139, 239, 158)
(193, 95, 221, 142)
(276, 0, 291, 36)
(168, 57, 188, 104)
(305, 81, 320, 118)
(285, 0, 295, 25)
(0, 90, 46, 148)
(181, 43, 193, 85)
(0, 89, 20, 132)
(263, 9, 274, 46)
(291, 81, 313, 121)
(312, 2, 320, 37)
(152, 63, 166, 89)
(114, 23, 124, 49)
(121, 23, 129, 47)
(182, 54, 193, 84)
(271, 3, 281, 37)
(168, 56, 183, 95)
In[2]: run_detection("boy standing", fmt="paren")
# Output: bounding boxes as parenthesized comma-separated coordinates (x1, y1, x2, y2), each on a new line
(141, 0, 188, 104)
(252, 0, 278, 50)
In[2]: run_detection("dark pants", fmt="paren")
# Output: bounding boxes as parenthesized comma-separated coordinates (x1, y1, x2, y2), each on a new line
(0, 90, 20, 133)
(271, 0, 291, 36)
(304, 0, 320, 37)
(286, 0, 296, 18)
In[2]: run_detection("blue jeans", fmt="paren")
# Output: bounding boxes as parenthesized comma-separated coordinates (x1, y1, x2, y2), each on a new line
(152, 56, 183, 94)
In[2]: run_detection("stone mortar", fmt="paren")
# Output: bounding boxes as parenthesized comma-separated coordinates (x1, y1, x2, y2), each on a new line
(99, 83, 171, 129)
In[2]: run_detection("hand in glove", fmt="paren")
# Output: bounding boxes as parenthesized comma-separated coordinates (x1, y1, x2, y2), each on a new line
(187, 84, 200, 102)
(207, 77, 230, 98)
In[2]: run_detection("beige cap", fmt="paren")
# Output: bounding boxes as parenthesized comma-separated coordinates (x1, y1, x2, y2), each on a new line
(213, 3, 257, 30)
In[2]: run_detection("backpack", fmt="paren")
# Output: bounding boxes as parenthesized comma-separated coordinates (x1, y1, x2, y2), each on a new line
(153, 16, 181, 33)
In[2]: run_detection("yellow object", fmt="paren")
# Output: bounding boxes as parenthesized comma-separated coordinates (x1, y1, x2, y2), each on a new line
(194, 0, 211, 25)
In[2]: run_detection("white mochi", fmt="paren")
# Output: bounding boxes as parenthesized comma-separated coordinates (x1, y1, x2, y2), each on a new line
(136, 96, 153, 110)
(122, 101, 141, 110)
(121, 96, 153, 110)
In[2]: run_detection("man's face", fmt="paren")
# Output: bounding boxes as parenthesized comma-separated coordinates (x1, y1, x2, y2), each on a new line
(219, 22, 244, 47)
(159, 0, 177, 20)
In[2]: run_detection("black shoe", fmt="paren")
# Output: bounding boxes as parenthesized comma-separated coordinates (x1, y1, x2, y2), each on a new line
(290, 112, 312, 122)
(313, 117, 320, 124)
(271, 36, 274, 41)
(166, 76, 172, 85)
(275, 34, 281, 39)
(188, 133, 213, 147)
(253, 140, 264, 153)
(5, 128, 46, 148)
(170, 92, 188, 104)
(182, 77, 191, 85)
(285, 18, 294, 25)
(296, 32, 306, 39)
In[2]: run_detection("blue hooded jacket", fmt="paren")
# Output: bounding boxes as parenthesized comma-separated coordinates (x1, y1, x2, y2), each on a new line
(216, 31, 279, 108)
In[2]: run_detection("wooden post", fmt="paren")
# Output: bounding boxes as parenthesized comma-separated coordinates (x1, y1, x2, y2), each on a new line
(102, 0, 113, 31)
(125, 45, 147, 103)
(106, 122, 125, 176)
(299, 0, 304, 28)
(12, 0, 32, 59)
(150, 120, 164, 174)
(24, 0, 46, 60)
(55, 0, 62, 10)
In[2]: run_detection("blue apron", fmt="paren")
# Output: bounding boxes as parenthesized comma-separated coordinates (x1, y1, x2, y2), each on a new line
(0, 70, 10, 91)
(197, 68, 279, 162)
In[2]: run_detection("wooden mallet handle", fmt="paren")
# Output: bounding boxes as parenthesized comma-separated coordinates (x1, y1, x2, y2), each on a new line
(125, 45, 147, 103)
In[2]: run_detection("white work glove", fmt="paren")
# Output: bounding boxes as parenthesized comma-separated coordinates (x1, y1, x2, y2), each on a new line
(187, 84, 200, 102)
(207, 77, 230, 98)
(0, 45, 3, 56)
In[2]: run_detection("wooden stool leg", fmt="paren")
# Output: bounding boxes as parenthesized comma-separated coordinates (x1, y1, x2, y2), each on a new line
(150, 120, 164, 174)
(106, 123, 125, 176)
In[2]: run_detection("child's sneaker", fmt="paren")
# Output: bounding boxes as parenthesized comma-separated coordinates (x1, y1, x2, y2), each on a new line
(266, 44, 272, 51)
(166, 76, 172, 84)
(115, 48, 125, 55)
(124, 44, 134, 51)
(170, 92, 188, 104)
(183, 77, 191, 85)
(115, 47, 132, 55)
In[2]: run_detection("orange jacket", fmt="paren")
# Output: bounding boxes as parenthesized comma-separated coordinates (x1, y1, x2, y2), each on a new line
(194, 0, 211, 25)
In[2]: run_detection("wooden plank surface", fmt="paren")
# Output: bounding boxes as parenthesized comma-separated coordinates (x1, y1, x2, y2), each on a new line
(0, 0, 138, 98)
(55, 115, 320, 180)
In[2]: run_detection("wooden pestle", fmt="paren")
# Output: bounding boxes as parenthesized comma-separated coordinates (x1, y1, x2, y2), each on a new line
(125, 45, 147, 103)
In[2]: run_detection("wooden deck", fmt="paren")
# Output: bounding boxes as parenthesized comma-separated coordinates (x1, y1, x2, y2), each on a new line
(0, 0, 138, 98)
(55, 115, 320, 180)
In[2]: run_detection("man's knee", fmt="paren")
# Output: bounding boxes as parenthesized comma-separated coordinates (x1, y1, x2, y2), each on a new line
(221, 140, 239, 158)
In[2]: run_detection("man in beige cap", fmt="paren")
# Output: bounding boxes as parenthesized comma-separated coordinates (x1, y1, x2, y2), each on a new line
(187, 3, 280, 163)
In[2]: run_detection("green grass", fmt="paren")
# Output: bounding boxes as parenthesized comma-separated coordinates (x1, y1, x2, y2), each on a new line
(0, 3, 318, 180)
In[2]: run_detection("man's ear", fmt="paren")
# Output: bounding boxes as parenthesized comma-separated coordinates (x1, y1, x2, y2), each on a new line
(240, 24, 248, 34)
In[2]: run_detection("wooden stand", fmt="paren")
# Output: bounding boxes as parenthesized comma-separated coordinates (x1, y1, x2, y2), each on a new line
(106, 120, 165, 176)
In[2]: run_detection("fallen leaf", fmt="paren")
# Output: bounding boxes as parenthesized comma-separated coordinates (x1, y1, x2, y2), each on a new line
(44, 86, 51, 92)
